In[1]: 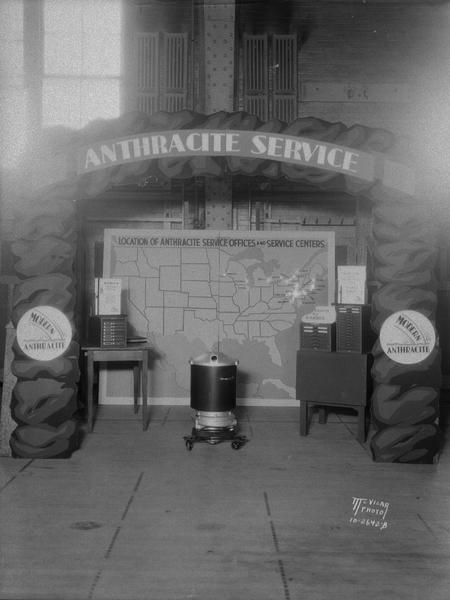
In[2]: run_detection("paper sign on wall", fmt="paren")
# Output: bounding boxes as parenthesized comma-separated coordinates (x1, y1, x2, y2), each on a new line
(301, 306, 336, 324)
(95, 278, 122, 315)
(337, 265, 367, 304)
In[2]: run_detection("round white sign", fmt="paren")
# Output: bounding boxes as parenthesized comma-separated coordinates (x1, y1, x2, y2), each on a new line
(16, 306, 72, 361)
(380, 310, 435, 365)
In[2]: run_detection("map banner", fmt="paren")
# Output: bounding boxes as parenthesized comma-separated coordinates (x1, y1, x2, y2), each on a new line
(101, 229, 335, 403)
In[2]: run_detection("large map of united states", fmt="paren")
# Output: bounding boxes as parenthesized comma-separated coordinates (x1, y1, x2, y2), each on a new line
(103, 230, 334, 402)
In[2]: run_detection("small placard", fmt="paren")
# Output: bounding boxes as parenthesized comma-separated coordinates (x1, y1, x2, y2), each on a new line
(337, 266, 367, 304)
(16, 306, 72, 361)
(380, 310, 436, 364)
(95, 278, 122, 315)
(301, 306, 336, 324)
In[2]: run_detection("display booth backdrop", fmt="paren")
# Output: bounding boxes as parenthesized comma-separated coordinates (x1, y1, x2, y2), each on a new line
(3, 109, 441, 462)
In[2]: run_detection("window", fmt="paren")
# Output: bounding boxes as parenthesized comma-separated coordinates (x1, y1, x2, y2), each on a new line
(43, 0, 122, 129)
(241, 33, 298, 122)
(0, 0, 26, 168)
(0, 0, 123, 169)
(136, 32, 190, 114)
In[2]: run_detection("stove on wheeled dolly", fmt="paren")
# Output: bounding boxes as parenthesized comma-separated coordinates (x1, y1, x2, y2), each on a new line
(183, 353, 248, 451)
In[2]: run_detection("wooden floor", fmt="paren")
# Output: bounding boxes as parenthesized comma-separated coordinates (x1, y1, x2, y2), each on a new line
(0, 404, 449, 600)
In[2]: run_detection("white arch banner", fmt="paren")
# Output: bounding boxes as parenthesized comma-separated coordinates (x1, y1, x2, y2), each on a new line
(77, 129, 376, 180)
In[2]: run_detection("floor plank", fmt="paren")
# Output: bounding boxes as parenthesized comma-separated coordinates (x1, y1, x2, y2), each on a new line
(0, 405, 449, 600)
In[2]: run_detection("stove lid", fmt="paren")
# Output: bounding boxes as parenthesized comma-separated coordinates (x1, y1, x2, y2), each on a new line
(190, 352, 238, 366)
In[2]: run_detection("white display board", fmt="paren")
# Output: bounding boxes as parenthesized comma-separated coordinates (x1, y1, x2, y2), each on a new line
(100, 229, 335, 404)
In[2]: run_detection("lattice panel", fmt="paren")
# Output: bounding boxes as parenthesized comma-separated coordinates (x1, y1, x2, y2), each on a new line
(137, 32, 189, 114)
(137, 92, 158, 115)
(273, 95, 296, 123)
(137, 33, 159, 92)
(161, 33, 188, 110)
(272, 34, 297, 93)
(243, 34, 268, 120)
(241, 33, 298, 121)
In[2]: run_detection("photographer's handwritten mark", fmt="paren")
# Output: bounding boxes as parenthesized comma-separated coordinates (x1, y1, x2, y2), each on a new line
(350, 497, 389, 530)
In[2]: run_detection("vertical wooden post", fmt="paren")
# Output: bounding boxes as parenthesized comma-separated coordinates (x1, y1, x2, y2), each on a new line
(203, 0, 236, 230)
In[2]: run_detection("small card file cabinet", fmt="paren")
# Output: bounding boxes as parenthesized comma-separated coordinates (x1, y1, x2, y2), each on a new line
(300, 322, 335, 352)
(336, 304, 372, 353)
(88, 315, 127, 347)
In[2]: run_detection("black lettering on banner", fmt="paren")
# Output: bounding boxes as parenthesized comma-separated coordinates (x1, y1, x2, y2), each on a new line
(118, 236, 149, 246)
(295, 240, 326, 248)
(266, 240, 294, 248)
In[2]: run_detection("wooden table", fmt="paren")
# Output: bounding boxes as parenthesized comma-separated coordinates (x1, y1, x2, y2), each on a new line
(82, 345, 150, 432)
(296, 350, 372, 443)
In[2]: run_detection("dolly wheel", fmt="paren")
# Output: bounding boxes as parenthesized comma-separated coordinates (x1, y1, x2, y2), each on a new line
(185, 440, 194, 451)
(231, 440, 242, 450)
